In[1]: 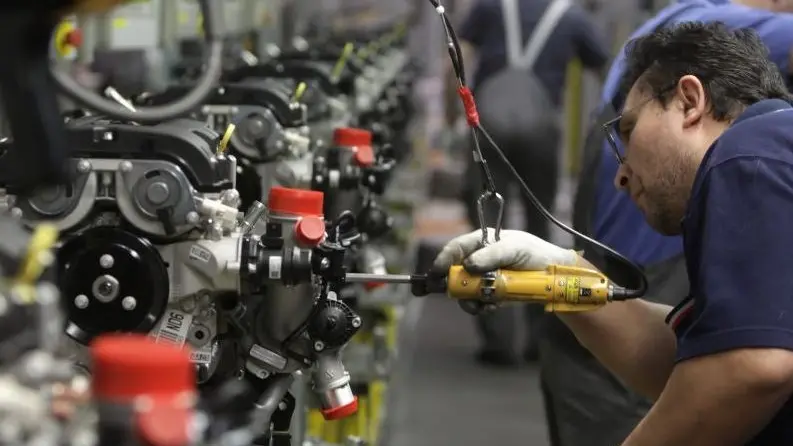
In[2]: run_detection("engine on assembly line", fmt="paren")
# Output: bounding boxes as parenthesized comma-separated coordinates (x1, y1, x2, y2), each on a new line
(0, 115, 364, 421)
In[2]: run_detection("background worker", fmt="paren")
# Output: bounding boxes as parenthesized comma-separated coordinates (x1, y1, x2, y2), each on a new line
(526, 0, 793, 444)
(446, 0, 609, 367)
(437, 22, 793, 445)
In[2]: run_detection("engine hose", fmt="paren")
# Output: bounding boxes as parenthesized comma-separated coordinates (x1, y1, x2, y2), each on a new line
(50, 0, 225, 123)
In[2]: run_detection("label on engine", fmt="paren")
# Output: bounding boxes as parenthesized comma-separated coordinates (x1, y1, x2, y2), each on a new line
(268, 256, 282, 279)
(189, 245, 212, 263)
(154, 310, 193, 348)
(249, 344, 287, 370)
(190, 343, 213, 365)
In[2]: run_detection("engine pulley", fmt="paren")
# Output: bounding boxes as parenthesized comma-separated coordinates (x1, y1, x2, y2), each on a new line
(58, 227, 169, 344)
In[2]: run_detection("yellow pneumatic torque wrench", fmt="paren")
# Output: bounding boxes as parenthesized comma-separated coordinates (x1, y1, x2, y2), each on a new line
(345, 264, 620, 313)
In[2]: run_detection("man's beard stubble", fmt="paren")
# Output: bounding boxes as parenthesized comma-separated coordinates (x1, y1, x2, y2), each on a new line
(643, 153, 698, 236)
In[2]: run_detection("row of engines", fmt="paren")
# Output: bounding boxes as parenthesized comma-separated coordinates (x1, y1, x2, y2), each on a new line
(0, 32, 416, 446)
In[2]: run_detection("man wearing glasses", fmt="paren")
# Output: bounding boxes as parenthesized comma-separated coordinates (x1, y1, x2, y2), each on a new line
(543, 0, 793, 445)
(434, 22, 793, 445)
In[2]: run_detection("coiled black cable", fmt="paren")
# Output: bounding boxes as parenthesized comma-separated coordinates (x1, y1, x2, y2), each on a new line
(427, 0, 647, 300)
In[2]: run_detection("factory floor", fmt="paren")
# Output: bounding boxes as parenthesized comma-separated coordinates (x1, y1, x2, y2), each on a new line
(380, 156, 575, 446)
(384, 296, 551, 446)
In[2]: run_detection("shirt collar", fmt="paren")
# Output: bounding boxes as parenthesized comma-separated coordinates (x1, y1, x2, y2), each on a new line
(680, 98, 793, 232)
(733, 99, 793, 126)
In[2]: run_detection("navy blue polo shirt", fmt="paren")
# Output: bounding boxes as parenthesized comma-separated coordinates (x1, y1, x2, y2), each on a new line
(666, 99, 793, 445)
(592, 1, 793, 266)
(458, 0, 609, 106)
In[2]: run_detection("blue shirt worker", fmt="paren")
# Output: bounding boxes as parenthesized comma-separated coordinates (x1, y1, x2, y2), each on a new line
(435, 22, 793, 445)
(592, 0, 793, 269)
(534, 1, 793, 445)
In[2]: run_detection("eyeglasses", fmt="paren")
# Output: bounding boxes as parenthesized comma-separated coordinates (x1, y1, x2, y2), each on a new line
(601, 86, 676, 164)
(601, 114, 626, 164)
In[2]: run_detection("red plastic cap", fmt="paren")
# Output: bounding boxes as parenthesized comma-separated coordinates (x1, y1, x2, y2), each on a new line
(65, 29, 83, 47)
(91, 334, 195, 402)
(321, 397, 359, 420)
(333, 127, 372, 148)
(267, 186, 324, 217)
(135, 403, 191, 446)
(364, 281, 386, 291)
(294, 216, 326, 247)
(353, 145, 375, 167)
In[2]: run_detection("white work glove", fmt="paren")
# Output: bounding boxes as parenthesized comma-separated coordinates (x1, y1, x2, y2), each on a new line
(432, 229, 578, 274)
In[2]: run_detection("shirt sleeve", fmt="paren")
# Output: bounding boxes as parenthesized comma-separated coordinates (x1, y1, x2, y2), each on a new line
(457, 0, 490, 46)
(677, 157, 793, 362)
(568, 6, 610, 69)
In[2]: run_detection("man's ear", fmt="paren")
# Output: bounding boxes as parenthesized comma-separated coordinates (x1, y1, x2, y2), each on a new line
(677, 75, 706, 128)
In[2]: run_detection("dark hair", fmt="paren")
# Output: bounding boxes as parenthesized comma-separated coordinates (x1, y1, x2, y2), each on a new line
(619, 22, 793, 121)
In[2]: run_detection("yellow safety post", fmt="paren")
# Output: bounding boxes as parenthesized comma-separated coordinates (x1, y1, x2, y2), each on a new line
(369, 380, 386, 444)
(307, 410, 326, 439)
(564, 59, 583, 176)
(369, 305, 399, 444)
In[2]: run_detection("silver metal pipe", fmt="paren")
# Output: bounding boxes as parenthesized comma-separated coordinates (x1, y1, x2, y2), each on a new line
(344, 272, 413, 284)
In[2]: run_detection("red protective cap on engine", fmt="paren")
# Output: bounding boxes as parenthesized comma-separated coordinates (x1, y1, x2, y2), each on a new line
(294, 216, 326, 247)
(267, 186, 324, 217)
(90, 334, 195, 403)
(135, 402, 191, 446)
(353, 145, 375, 167)
(321, 397, 359, 420)
(333, 127, 372, 148)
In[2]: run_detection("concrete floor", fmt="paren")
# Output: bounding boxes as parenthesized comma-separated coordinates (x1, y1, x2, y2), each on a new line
(383, 296, 551, 446)
(380, 173, 575, 446)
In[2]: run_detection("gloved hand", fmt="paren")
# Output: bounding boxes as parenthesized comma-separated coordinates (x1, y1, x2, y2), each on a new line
(432, 229, 578, 274)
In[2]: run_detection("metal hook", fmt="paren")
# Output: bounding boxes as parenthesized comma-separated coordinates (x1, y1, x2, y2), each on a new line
(476, 190, 504, 246)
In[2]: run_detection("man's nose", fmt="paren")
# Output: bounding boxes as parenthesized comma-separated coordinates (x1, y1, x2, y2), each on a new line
(614, 164, 630, 191)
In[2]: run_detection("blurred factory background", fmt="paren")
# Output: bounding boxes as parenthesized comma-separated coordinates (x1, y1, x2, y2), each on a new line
(7, 0, 672, 445)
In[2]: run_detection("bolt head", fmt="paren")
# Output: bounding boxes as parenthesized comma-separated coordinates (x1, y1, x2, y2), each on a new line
(351, 317, 362, 328)
(121, 296, 136, 311)
(180, 297, 197, 313)
(99, 254, 114, 269)
(313, 340, 325, 351)
(74, 295, 89, 309)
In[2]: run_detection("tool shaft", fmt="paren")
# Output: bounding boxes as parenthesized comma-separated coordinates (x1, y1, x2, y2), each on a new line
(344, 273, 413, 284)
